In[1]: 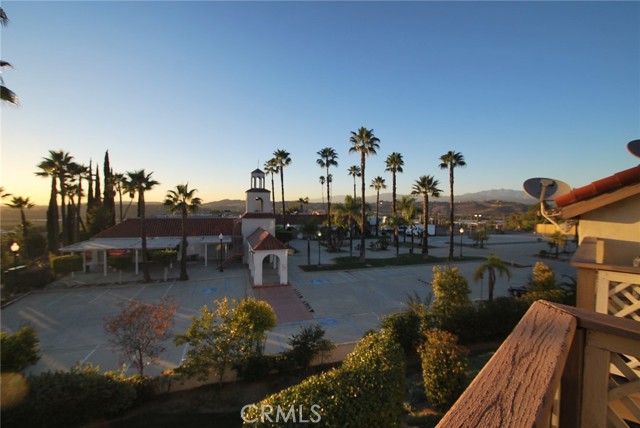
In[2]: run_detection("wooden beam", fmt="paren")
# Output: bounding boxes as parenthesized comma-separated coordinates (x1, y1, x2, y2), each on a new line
(436, 302, 577, 428)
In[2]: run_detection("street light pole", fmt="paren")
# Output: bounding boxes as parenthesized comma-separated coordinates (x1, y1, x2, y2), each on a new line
(459, 227, 464, 258)
(218, 233, 224, 272)
(317, 231, 322, 265)
(10, 242, 20, 286)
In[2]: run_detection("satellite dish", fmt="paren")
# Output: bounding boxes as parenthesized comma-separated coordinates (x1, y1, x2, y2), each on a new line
(627, 139, 640, 158)
(523, 177, 571, 201)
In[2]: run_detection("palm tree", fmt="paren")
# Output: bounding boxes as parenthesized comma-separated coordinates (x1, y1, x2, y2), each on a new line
(297, 197, 309, 213)
(397, 195, 417, 248)
(273, 149, 291, 225)
(164, 184, 202, 281)
(473, 254, 512, 301)
(385, 152, 404, 256)
(347, 165, 361, 200)
(547, 231, 567, 258)
(1, 8, 18, 105)
(264, 159, 279, 218)
(1, 187, 11, 200)
(66, 162, 90, 242)
(112, 173, 128, 223)
(36, 150, 74, 250)
(412, 175, 442, 257)
(5, 196, 34, 258)
(316, 147, 339, 238)
(127, 169, 159, 283)
(439, 151, 466, 261)
(319, 176, 325, 212)
(370, 176, 386, 236)
(349, 127, 380, 261)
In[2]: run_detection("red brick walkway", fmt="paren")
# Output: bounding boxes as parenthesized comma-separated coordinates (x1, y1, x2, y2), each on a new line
(253, 284, 314, 324)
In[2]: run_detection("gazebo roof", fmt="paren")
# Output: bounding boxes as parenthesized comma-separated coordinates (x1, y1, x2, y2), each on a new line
(247, 227, 288, 251)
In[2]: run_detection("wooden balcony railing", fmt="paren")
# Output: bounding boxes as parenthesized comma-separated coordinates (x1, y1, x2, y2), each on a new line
(436, 301, 640, 428)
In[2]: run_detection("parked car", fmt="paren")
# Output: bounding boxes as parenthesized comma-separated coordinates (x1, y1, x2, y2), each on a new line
(405, 225, 423, 236)
(508, 285, 529, 298)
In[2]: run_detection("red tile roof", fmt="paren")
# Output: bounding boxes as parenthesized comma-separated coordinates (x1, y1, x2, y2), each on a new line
(555, 165, 640, 208)
(247, 227, 288, 251)
(94, 217, 237, 239)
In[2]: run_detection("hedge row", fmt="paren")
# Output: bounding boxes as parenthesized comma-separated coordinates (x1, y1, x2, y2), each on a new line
(2, 364, 142, 428)
(242, 330, 405, 427)
(50, 255, 83, 275)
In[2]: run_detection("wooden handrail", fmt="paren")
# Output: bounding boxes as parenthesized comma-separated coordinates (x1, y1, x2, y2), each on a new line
(436, 301, 640, 428)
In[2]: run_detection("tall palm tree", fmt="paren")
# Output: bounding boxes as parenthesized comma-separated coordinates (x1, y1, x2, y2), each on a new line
(473, 254, 511, 301)
(349, 127, 380, 261)
(316, 147, 339, 238)
(5, 196, 34, 258)
(67, 162, 89, 242)
(370, 176, 386, 236)
(0, 8, 18, 105)
(164, 184, 202, 281)
(347, 165, 361, 200)
(412, 175, 442, 257)
(264, 158, 279, 218)
(127, 169, 159, 283)
(36, 150, 74, 250)
(319, 176, 325, 212)
(439, 151, 466, 261)
(385, 152, 404, 256)
(273, 149, 291, 225)
(112, 173, 128, 223)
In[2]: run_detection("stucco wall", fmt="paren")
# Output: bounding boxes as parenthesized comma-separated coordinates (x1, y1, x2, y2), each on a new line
(578, 194, 640, 265)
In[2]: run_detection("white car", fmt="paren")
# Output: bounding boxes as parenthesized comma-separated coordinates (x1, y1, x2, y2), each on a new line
(405, 225, 423, 236)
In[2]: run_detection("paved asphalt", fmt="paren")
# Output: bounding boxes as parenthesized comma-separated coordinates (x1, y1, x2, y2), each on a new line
(1, 233, 576, 376)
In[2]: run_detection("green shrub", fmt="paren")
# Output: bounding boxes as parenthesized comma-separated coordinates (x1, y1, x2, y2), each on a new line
(380, 311, 422, 353)
(50, 255, 83, 276)
(0, 326, 40, 372)
(151, 250, 177, 267)
(2, 363, 137, 428)
(243, 331, 405, 427)
(234, 354, 278, 381)
(419, 330, 468, 413)
(108, 254, 133, 271)
(285, 324, 334, 369)
(275, 229, 294, 244)
(2, 263, 53, 295)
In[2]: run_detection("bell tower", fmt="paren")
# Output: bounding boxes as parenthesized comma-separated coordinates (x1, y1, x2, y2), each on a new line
(245, 169, 272, 214)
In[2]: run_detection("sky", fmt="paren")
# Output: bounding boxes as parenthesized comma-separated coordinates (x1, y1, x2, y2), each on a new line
(1, 1, 639, 206)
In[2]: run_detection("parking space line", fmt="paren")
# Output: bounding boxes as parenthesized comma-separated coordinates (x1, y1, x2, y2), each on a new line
(81, 344, 100, 364)
(129, 286, 146, 301)
(180, 344, 189, 364)
(89, 290, 109, 304)
(162, 284, 174, 299)
(46, 292, 71, 307)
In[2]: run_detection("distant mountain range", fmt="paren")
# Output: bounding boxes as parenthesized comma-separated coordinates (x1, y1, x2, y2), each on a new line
(0, 189, 536, 230)
(323, 188, 536, 204)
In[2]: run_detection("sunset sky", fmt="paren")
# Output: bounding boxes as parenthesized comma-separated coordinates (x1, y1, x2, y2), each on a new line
(1, 1, 638, 206)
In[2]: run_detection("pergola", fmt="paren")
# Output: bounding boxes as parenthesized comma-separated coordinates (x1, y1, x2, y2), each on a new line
(59, 237, 182, 276)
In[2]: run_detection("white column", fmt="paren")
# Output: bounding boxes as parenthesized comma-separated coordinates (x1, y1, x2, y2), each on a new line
(204, 244, 208, 267)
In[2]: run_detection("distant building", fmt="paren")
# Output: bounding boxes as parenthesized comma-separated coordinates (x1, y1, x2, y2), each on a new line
(60, 169, 289, 286)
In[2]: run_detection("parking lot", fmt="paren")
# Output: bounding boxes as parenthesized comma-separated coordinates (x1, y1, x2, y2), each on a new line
(1, 233, 576, 376)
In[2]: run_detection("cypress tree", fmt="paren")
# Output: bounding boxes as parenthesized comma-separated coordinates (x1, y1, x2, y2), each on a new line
(103, 151, 116, 227)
